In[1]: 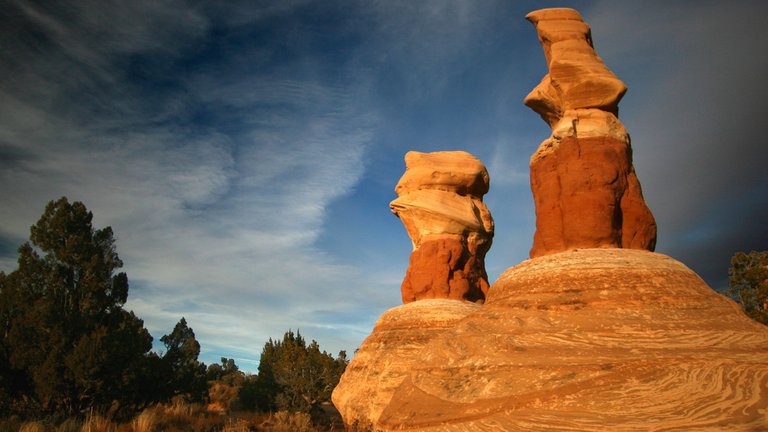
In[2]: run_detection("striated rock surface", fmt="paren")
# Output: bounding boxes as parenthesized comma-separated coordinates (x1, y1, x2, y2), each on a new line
(335, 249, 768, 431)
(331, 299, 480, 429)
(390, 151, 494, 303)
(525, 8, 656, 258)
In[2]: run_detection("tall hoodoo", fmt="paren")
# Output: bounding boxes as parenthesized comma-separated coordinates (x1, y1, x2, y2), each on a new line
(525, 7, 657, 258)
(390, 151, 494, 303)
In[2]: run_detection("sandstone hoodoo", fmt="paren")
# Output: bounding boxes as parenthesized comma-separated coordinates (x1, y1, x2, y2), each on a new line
(525, 8, 657, 258)
(332, 7, 768, 431)
(389, 151, 494, 303)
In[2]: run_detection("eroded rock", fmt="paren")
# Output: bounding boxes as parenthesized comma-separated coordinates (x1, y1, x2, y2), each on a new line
(390, 151, 494, 303)
(525, 8, 657, 258)
(336, 250, 768, 431)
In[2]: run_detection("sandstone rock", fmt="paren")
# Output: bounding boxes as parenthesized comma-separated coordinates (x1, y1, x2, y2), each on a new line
(331, 299, 480, 429)
(525, 8, 657, 258)
(390, 151, 494, 303)
(336, 249, 768, 431)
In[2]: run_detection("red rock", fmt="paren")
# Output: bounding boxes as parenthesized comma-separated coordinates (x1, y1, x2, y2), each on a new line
(390, 151, 494, 303)
(401, 236, 489, 303)
(525, 9, 657, 257)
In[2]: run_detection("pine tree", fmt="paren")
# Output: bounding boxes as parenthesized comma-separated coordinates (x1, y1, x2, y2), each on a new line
(248, 330, 348, 413)
(0, 198, 153, 416)
(160, 317, 208, 402)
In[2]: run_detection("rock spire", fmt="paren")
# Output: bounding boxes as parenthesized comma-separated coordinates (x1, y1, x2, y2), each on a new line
(390, 151, 494, 303)
(525, 7, 657, 257)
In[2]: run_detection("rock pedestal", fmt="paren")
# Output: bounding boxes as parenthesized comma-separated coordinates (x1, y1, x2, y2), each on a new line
(390, 151, 494, 303)
(524, 8, 656, 258)
(333, 249, 768, 431)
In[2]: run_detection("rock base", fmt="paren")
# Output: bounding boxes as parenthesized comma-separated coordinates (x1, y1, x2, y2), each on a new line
(333, 249, 768, 431)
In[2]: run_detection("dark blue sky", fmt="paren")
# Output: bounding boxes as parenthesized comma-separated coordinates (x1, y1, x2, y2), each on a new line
(1, 0, 766, 370)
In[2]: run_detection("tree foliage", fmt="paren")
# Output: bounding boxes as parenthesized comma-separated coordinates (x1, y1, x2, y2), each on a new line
(160, 317, 208, 403)
(242, 330, 347, 413)
(207, 357, 244, 386)
(0, 197, 350, 420)
(0, 198, 153, 417)
(727, 251, 768, 325)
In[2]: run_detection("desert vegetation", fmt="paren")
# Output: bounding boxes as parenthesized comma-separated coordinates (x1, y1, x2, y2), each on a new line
(0, 198, 346, 431)
(725, 251, 768, 325)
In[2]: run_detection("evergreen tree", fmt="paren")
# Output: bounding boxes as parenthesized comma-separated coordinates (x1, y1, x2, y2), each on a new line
(248, 330, 348, 413)
(207, 357, 243, 386)
(0, 198, 153, 417)
(160, 317, 208, 402)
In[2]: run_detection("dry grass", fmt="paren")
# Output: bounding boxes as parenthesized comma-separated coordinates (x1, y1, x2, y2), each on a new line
(56, 418, 81, 432)
(266, 411, 315, 432)
(19, 421, 49, 432)
(220, 418, 251, 432)
(129, 408, 156, 432)
(81, 413, 114, 432)
(2, 403, 345, 431)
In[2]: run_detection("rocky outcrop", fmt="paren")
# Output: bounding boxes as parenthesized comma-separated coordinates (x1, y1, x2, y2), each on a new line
(331, 299, 480, 429)
(334, 249, 768, 431)
(390, 151, 494, 303)
(525, 8, 656, 258)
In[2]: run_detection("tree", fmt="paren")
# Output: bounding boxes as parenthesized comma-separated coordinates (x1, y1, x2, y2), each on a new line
(207, 357, 244, 386)
(726, 251, 768, 325)
(248, 330, 348, 413)
(0, 198, 153, 417)
(160, 317, 208, 402)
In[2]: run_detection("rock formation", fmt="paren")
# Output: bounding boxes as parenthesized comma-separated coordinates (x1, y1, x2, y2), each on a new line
(335, 249, 768, 431)
(389, 151, 494, 303)
(332, 7, 768, 431)
(524, 8, 657, 258)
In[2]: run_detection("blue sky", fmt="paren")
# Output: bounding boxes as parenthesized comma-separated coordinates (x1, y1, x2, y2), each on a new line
(1, 0, 766, 371)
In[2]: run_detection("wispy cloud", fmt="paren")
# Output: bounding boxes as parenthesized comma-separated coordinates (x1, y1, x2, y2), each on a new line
(0, 0, 383, 366)
(2, 0, 765, 369)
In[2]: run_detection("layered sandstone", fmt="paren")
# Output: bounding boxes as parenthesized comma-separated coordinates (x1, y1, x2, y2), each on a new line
(331, 299, 480, 429)
(390, 151, 494, 303)
(334, 249, 768, 431)
(525, 8, 656, 257)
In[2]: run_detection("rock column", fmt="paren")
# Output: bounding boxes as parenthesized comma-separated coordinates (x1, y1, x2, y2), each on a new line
(390, 151, 494, 303)
(525, 8, 657, 257)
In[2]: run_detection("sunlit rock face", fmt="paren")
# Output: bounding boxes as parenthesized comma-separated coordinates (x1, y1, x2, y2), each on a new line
(331, 299, 480, 430)
(389, 151, 494, 303)
(524, 8, 656, 258)
(335, 250, 768, 431)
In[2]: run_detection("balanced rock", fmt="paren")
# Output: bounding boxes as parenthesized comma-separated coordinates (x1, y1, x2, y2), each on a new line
(525, 8, 657, 258)
(390, 151, 494, 303)
(335, 249, 768, 431)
